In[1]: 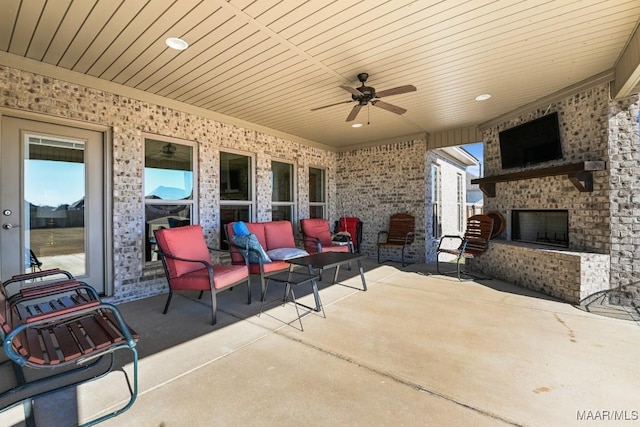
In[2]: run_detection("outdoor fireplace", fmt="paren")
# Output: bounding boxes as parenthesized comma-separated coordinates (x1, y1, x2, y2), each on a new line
(511, 210, 569, 247)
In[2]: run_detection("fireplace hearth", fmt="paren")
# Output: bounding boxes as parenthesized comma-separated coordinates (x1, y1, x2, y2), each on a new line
(512, 210, 569, 247)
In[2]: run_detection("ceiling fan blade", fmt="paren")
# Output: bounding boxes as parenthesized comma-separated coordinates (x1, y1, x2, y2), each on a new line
(339, 85, 362, 97)
(346, 104, 362, 122)
(310, 100, 354, 111)
(372, 100, 407, 115)
(375, 85, 417, 98)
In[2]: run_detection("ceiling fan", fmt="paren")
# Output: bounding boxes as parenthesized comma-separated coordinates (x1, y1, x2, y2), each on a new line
(161, 143, 176, 157)
(311, 73, 416, 122)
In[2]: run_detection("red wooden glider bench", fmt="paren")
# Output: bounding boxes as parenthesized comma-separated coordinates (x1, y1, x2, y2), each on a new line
(0, 269, 138, 427)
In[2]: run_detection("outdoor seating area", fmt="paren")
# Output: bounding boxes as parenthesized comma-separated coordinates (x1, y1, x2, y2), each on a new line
(2, 259, 638, 426)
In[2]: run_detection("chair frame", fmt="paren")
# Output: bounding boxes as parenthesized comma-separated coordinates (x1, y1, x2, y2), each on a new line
(377, 213, 416, 267)
(436, 214, 494, 280)
(154, 230, 251, 325)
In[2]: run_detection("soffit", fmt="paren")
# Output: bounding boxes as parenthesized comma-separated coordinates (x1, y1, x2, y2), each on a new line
(1, 0, 639, 150)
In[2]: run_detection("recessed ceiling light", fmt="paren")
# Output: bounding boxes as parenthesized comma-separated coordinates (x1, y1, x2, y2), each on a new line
(475, 93, 491, 101)
(165, 37, 188, 50)
(352, 123, 363, 128)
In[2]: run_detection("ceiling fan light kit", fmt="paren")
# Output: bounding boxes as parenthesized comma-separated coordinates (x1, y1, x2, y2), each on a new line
(312, 72, 416, 122)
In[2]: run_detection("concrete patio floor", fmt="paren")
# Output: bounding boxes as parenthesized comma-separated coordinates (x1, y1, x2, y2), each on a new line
(2, 259, 639, 426)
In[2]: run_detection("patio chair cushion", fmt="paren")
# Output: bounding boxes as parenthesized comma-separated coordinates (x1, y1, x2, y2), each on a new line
(155, 225, 212, 277)
(267, 247, 309, 260)
(231, 233, 272, 264)
(248, 260, 290, 275)
(264, 221, 296, 249)
(301, 219, 333, 245)
(170, 265, 250, 291)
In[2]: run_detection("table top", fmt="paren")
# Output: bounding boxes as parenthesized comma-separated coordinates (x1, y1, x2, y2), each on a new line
(287, 252, 367, 269)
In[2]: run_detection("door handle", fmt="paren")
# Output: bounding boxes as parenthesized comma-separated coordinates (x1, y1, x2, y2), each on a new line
(2, 223, 19, 229)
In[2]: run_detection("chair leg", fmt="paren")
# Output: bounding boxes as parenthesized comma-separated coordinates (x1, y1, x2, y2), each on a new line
(163, 290, 173, 314)
(401, 245, 406, 267)
(246, 278, 252, 304)
(260, 275, 267, 301)
(198, 290, 204, 299)
(210, 291, 218, 325)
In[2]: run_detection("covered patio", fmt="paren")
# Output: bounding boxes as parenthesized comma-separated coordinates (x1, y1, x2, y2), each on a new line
(3, 259, 638, 427)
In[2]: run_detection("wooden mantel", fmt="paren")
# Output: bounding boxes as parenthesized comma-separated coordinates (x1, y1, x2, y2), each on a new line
(471, 161, 606, 197)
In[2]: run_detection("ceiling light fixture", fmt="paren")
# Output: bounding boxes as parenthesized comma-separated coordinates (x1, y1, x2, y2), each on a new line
(475, 93, 491, 101)
(352, 123, 363, 128)
(165, 37, 188, 50)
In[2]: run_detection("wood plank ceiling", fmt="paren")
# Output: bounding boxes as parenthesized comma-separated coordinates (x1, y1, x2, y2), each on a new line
(1, 0, 639, 150)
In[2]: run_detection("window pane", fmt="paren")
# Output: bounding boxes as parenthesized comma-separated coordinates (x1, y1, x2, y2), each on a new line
(309, 167, 325, 202)
(272, 205, 292, 221)
(25, 135, 86, 276)
(145, 139, 193, 200)
(221, 152, 251, 201)
(145, 204, 192, 261)
(309, 205, 324, 219)
(272, 161, 293, 202)
(144, 138, 194, 262)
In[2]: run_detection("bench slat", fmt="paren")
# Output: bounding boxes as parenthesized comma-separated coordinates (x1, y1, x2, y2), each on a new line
(40, 328, 62, 365)
(80, 316, 113, 350)
(68, 321, 94, 355)
(53, 324, 83, 361)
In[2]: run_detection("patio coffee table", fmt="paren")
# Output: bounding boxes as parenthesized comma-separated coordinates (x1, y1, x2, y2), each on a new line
(287, 252, 368, 292)
(259, 269, 323, 331)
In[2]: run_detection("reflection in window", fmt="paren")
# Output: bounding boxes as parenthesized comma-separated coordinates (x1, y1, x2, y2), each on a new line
(309, 167, 326, 219)
(271, 161, 294, 221)
(431, 164, 442, 238)
(220, 152, 253, 248)
(144, 138, 195, 262)
(24, 135, 86, 275)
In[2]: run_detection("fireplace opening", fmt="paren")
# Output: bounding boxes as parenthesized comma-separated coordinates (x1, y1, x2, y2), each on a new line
(512, 210, 569, 247)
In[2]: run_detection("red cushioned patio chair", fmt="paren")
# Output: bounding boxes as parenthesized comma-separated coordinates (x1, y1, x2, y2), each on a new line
(300, 218, 353, 254)
(154, 225, 251, 325)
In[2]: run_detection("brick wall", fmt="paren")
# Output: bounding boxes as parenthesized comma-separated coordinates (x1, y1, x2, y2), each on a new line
(0, 65, 336, 302)
(335, 140, 426, 263)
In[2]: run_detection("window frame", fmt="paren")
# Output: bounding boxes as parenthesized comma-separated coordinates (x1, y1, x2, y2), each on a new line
(308, 166, 326, 219)
(456, 172, 464, 232)
(271, 159, 296, 222)
(219, 149, 256, 235)
(143, 134, 198, 264)
(431, 163, 442, 238)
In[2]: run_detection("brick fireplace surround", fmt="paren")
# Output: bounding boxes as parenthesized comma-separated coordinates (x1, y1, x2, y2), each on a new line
(469, 83, 639, 304)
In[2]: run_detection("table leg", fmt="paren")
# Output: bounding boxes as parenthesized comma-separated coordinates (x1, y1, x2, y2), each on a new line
(358, 259, 367, 291)
(332, 265, 340, 284)
(311, 278, 324, 315)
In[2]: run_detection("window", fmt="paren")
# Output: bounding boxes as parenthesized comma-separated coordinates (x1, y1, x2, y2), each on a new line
(271, 160, 295, 221)
(431, 164, 442, 238)
(144, 138, 196, 262)
(220, 151, 253, 247)
(309, 167, 326, 219)
(457, 173, 464, 232)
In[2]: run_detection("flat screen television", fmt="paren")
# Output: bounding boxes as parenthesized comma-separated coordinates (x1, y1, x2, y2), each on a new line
(499, 112, 562, 169)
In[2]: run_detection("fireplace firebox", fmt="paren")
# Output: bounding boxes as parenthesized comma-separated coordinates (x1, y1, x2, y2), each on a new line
(511, 210, 569, 247)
